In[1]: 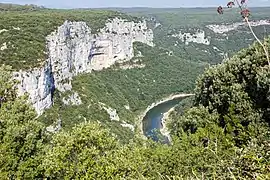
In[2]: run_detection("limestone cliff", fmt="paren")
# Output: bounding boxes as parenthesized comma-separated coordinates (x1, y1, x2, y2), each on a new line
(15, 17, 154, 115)
(172, 30, 210, 45)
(206, 20, 270, 34)
(14, 61, 54, 114)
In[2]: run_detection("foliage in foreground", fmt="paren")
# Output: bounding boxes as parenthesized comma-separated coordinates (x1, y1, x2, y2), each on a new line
(1, 38, 270, 179)
(3, 5, 270, 145)
(0, 65, 45, 179)
(38, 42, 204, 143)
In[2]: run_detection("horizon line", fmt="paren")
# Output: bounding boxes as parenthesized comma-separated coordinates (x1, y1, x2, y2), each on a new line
(1, 3, 270, 9)
(52, 6, 270, 9)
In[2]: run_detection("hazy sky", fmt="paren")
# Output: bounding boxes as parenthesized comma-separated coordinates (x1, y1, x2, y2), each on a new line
(2, 0, 270, 8)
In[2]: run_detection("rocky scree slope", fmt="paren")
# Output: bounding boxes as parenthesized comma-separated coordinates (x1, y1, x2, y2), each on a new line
(10, 18, 153, 115)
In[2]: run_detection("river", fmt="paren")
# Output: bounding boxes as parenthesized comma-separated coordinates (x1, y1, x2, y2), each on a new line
(142, 96, 189, 144)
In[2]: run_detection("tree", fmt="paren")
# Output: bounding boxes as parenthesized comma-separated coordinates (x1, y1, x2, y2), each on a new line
(0, 65, 46, 179)
(217, 0, 270, 67)
(0, 65, 17, 106)
(167, 37, 270, 178)
(41, 122, 120, 179)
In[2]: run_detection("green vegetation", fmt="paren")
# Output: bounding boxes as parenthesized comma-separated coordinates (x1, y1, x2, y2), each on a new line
(120, 7, 270, 64)
(1, 37, 270, 179)
(2, 6, 269, 70)
(1, 5, 270, 178)
(35, 7, 270, 141)
(169, 37, 270, 138)
(39, 42, 205, 142)
(0, 8, 137, 70)
(0, 65, 45, 179)
(118, 7, 270, 25)
(0, 3, 45, 11)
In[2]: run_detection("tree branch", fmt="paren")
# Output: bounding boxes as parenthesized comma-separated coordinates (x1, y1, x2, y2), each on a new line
(234, 0, 270, 67)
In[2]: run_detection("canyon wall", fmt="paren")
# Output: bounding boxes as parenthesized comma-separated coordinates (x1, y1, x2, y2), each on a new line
(14, 18, 154, 115)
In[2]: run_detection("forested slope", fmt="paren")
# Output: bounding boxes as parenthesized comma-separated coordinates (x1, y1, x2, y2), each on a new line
(1, 37, 269, 179)
(0, 7, 136, 69)
(2, 4, 270, 143)
(119, 7, 270, 64)
(39, 42, 204, 142)
(169, 37, 270, 140)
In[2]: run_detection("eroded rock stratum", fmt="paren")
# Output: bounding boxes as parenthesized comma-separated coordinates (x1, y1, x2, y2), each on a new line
(14, 18, 154, 115)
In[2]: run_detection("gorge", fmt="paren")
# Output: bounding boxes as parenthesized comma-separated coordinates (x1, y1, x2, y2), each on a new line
(11, 17, 154, 115)
(1, 3, 270, 179)
(141, 94, 194, 143)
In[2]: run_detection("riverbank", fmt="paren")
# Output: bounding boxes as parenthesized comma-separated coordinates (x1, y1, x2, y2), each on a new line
(136, 93, 195, 141)
(160, 106, 176, 142)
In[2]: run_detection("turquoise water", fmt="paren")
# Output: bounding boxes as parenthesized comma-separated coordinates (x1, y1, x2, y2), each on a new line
(142, 97, 185, 144)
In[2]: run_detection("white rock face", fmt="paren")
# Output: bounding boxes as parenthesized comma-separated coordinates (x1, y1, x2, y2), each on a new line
(47, 18, 153, 91)
(213, 46, 220, 51)
(173, 30, 210, 45)
(154, 22, 162, 29)
(99, 102, 120, 121)
(0, 29, 8, 34)
(105, 107, 120, 121)
(14, 62, 54, 115)
(120, 121, 135, 132)
(1, 42, 7, 50)
(206, 20, 270, 34)
(124, 105, 130, 110)
(62, 92, 82, 105)
(46, 21, 92, 92)
(13, 27, 21, 30)
(91, 18, 154, 70)
(15, 18, 154, 115)
(46, 119, 62, 133)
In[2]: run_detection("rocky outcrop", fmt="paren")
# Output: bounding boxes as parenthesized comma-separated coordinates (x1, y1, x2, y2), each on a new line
(0, 42, 7, 50)
(91, 18, 154, 70)
(46, 119, 62, 133)
(62, 92, 82, 105)
(206, 19, 270, 34)
(121, 121, 135, 132)
(99, 102, 120, 121)
(47, 18, 153, 92)
(47, 21, 92, 92)
(172, 30, 210, 45)
(14, 62, 54, 115)
(15, 17, 154, 115)
(0, 29, 8, 34)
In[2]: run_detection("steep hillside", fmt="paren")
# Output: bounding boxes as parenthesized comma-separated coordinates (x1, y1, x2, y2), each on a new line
(0, 9, 138, 70)
(169, 37, 270, 140)
(1, 8, 153, 116)
(1, 36, 269, 180)
(48, 8, 270, 141)
(1, 5, 270, 142)
(39, 42, 203, 141)
(117, 7, 270, 64)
